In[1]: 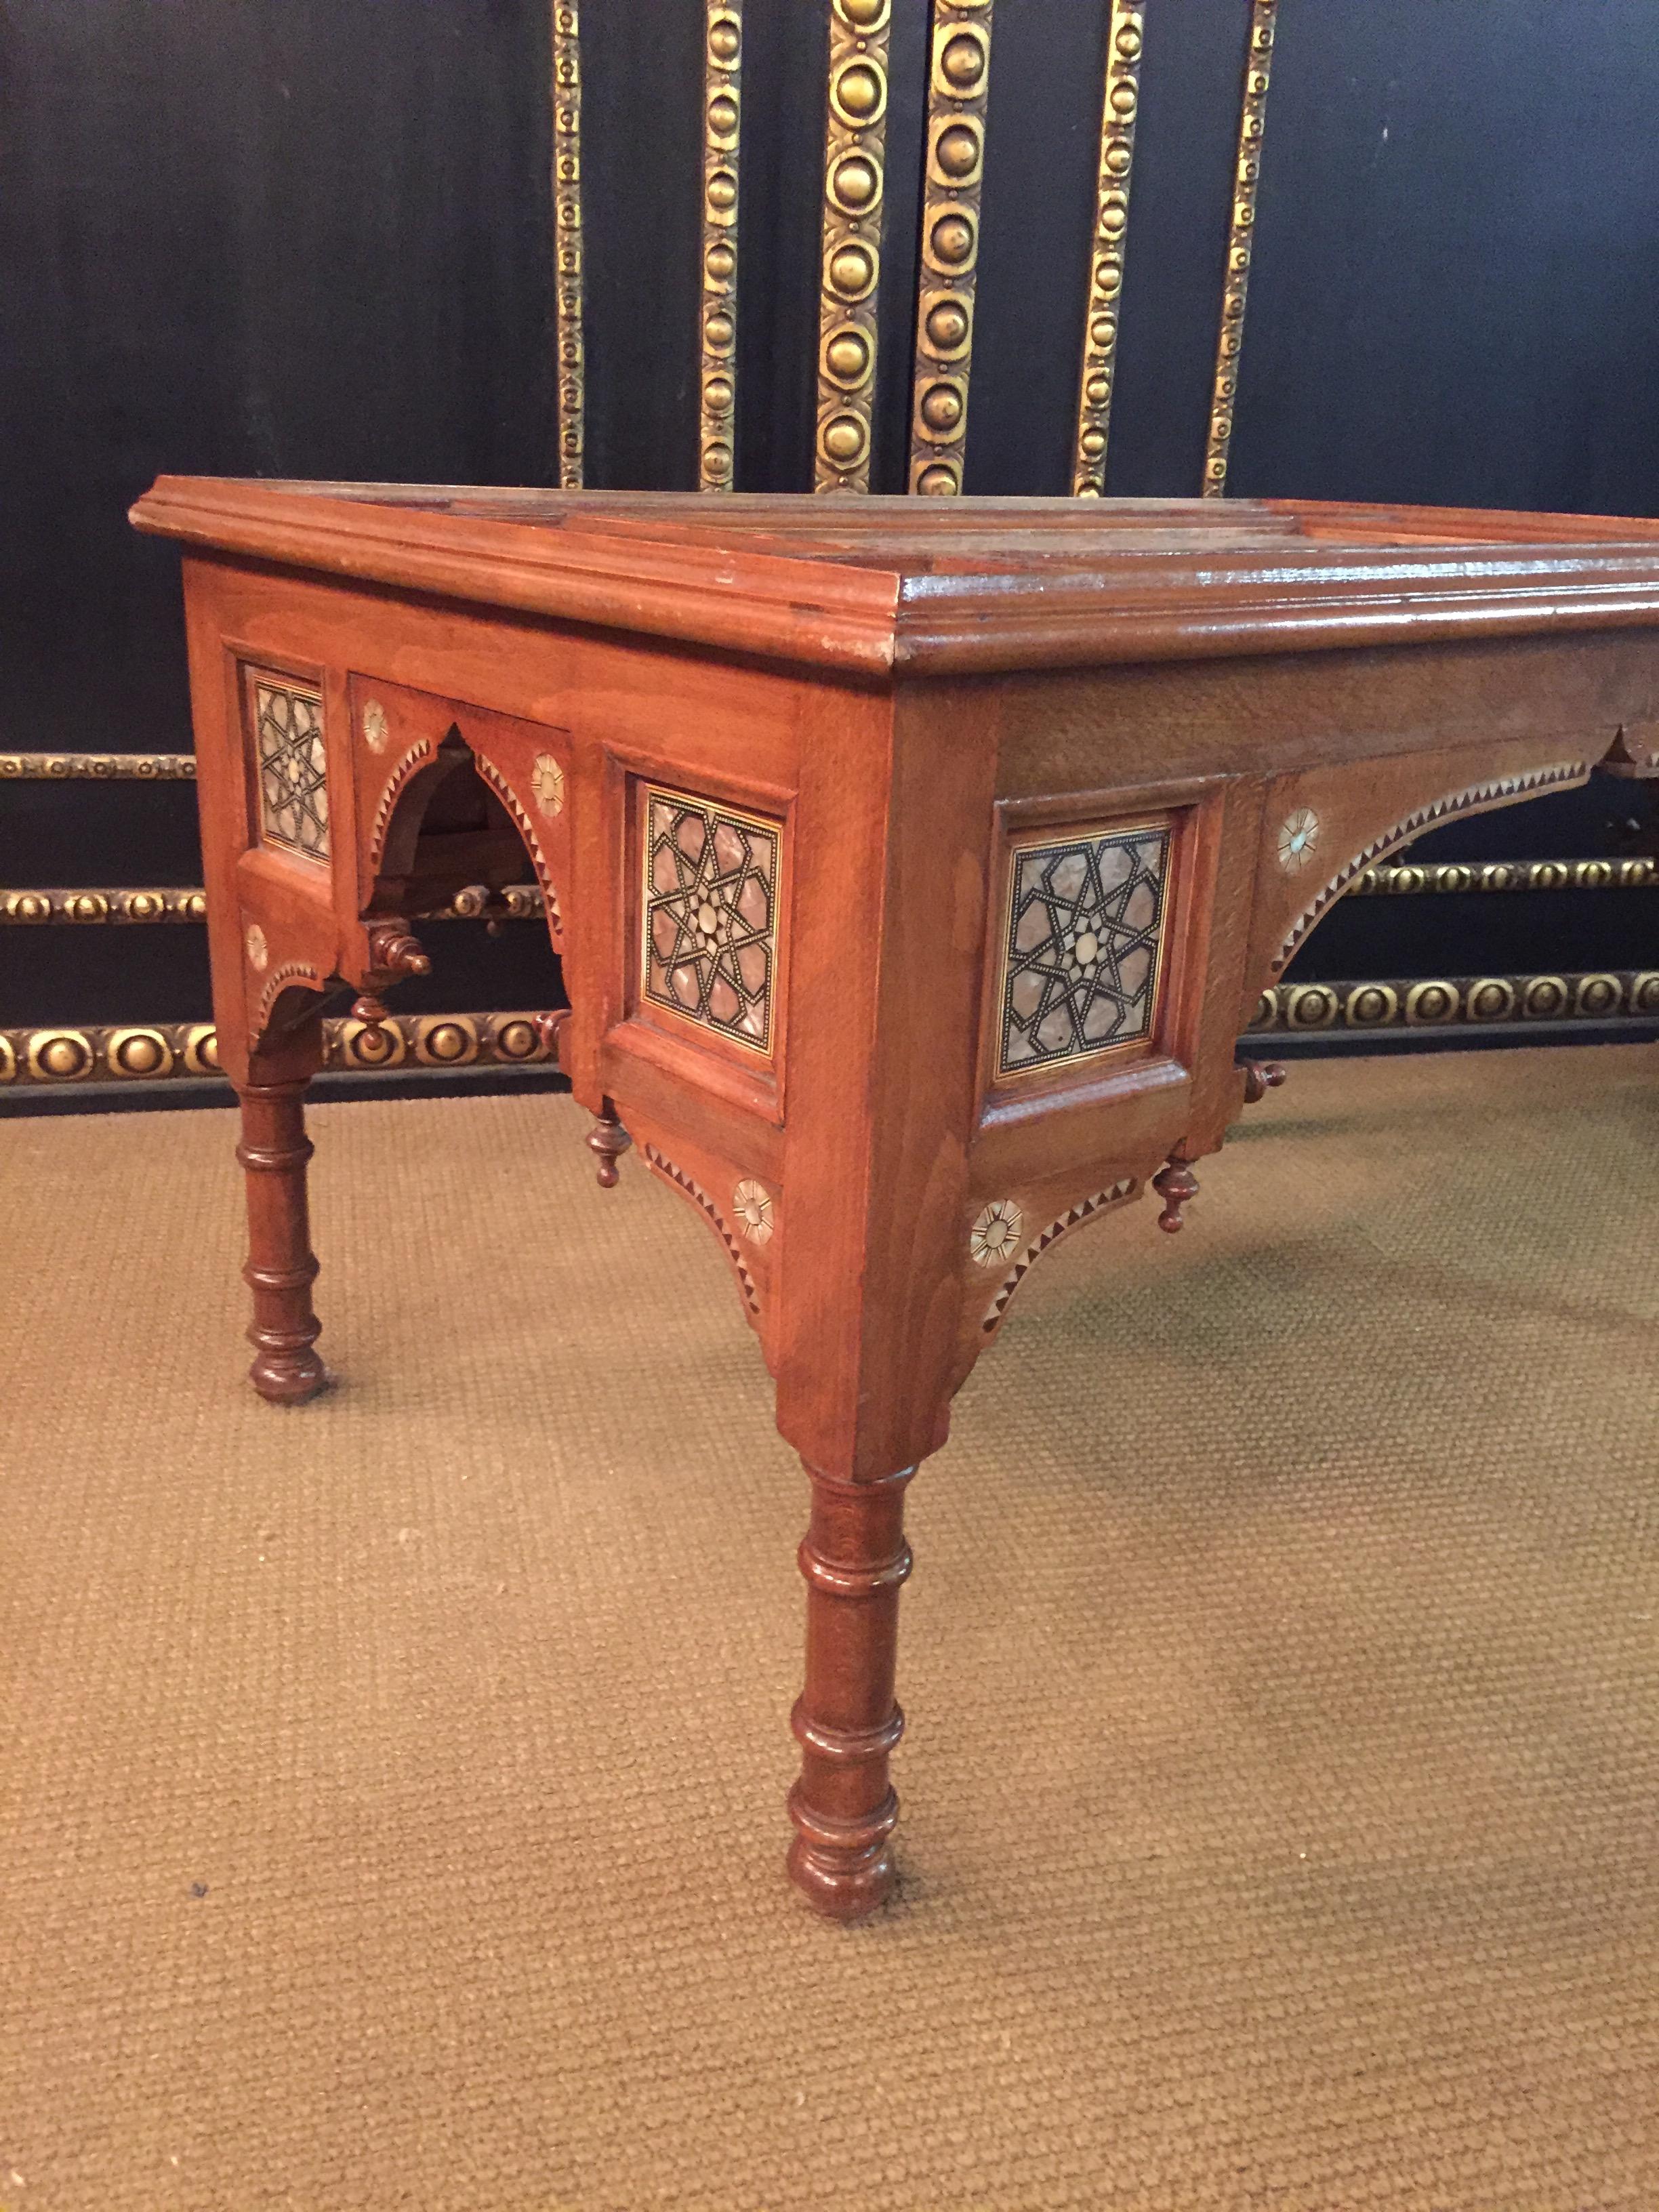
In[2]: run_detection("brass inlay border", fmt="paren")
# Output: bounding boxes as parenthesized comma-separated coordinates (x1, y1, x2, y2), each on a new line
(1252, 972, 1659, 1034)
(699, 1, 743, 491)
(814, 0, 893, 493)
(0, 752, 194, 779)
(907, 0, 994, 496)
(0, 885, 546, 926)
(1202, 0, 1275, 497)
(1071, 0, 1145, 496)
(552, 0, 586, 489)
(0, 1012, 562, 1089)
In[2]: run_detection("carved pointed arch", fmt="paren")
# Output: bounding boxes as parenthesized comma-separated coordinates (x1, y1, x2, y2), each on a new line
(365, 722, 565, 949)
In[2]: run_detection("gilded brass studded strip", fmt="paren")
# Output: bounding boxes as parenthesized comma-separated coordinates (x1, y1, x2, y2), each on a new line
(1250, 971, 1659, 1035)
(907, 0, 994, 496)
(0, 752, 194, 779)
(0, 884, 546, 926)
(2, 888, 208, 924)
(1202, 0, 1275, 497)
(552, 0, 586, 488)
(1071, 0, 1145, 496)
(0, 1011, 562, 1089)
(1350, 858, 1659, 896)
(815, 0, 893, 493)
(699, 1, 743, 490)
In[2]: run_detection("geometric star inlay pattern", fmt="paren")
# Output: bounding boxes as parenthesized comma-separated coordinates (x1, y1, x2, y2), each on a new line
(253, 678, 330, 862)
(998, 822, 1170, 1077)
(642, 787, 779, 1053)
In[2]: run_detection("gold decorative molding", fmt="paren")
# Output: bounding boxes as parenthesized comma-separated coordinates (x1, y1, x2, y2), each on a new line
(1071, 0, 1145, 496)
(0, 752, 194, 779)
(1351, 857, 1659, 896)
(1202, 0, 1275, 497)
(2, 888, 206, 924)
(1252, 971, 1659, 1035)
(1273, 759, 1590, 973)
(0, 885, 544, 926)
(0, 1011, 562, 1090)
(907, 0, 994, 497)
(699, 1, 743, 491)
(552, 0, 586, 489)
(814, 0, 893, 493)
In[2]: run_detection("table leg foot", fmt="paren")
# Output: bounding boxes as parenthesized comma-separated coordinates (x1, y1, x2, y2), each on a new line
(236, 1079, 325, 1404)
(786, 1460, 914, 1921)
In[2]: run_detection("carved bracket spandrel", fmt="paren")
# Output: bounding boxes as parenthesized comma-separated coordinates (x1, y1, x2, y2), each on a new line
(1242, 743, 1596, 1014)
(634, 1120, 781, 1364)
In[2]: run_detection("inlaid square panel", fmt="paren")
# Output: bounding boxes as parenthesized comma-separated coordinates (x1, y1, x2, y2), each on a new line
(251, 675, 329, 862)
(642, 787, 779, 1053)
(997, 821, 1171, 1077)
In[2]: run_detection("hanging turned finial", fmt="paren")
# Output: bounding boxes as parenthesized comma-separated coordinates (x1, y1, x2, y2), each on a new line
(588, 1097, 632, 1188)
(353, 922, 430, 1042)
(1240, 1059, 1287, 1105)
(1152, 1155, 1199, 1233)
(365, 922, 431, 979)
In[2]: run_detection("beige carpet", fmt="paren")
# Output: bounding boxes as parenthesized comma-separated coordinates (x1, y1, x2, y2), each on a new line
(1, 1046, 1656, 2211)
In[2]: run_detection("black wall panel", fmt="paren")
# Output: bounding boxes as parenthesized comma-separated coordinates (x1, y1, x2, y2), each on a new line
(3, 0, 1657, 1059)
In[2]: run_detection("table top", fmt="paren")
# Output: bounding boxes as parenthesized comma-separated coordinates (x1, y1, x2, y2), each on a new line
(131, 480, 1659, 677)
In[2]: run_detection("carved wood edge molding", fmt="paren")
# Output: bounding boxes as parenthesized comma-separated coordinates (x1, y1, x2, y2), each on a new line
(1273, 760, 1591, 972)
(0, 1010, 561, 1088)
(642, 1142, 764, 1317)
(1254, 969, 1659, 1033)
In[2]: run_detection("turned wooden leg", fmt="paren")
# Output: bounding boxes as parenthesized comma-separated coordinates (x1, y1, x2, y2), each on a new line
(234, 1079, 326, 1404)
(787, 1462, 914, 1921)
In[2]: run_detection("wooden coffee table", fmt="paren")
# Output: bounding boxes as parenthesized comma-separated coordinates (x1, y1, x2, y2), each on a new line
(131, 483, 1659, 1917)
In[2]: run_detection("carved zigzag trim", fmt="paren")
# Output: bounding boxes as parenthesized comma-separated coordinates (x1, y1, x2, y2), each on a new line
(471, 756, 565, 939)
(1275, 758, 1589, 971)
(983, 1177, 1138, 1334)
(369, 741, 438, 871)
(257, 960, 325, 1029)
(644, 1144, 762, 1316)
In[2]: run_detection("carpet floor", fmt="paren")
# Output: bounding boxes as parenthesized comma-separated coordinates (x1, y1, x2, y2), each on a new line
(1, 1045, 1656, 2211)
